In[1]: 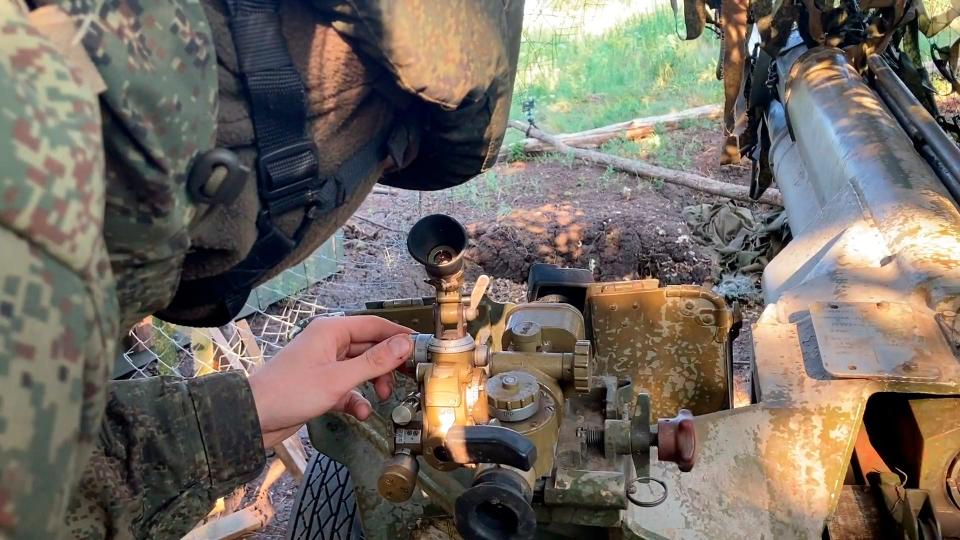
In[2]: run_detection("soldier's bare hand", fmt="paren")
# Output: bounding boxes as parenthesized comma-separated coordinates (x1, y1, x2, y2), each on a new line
(248, 315, 413, 448)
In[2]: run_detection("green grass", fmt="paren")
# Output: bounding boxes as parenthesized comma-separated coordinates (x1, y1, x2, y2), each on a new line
(445, 169, 521, 215)
(509, 5, 722, 139)
(598, 121, 705, 169)
(505, 0, 960, 144)
(153, 320, 182, 376)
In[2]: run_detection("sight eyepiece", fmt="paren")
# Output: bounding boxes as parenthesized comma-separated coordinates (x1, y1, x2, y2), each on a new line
(455, 467, 536, 540)
(407, 214, 468, 278)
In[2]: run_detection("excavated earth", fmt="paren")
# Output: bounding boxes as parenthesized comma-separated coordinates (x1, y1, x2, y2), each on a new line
(466, 202, 712, 284)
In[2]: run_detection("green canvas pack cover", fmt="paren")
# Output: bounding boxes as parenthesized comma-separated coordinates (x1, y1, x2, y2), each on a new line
(29, 0, 522, 330)
(315, 0, 525, 190)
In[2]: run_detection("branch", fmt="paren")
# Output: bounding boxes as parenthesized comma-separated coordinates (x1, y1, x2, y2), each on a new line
(350, 214, 404, 233)
(499, 104, 722, 160)
(372, 186, 400, 196)
(507, 120, 783, 207)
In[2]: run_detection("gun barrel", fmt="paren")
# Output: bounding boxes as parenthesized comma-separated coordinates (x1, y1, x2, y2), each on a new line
(764, 46, 960, 309)
(868, 54, 960, 202)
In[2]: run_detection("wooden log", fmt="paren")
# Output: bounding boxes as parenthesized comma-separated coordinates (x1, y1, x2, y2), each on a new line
(126, 316, 155, 353)
(206, 327, 247, 372)
(182, 460, 284, 540)
(350, 214, 404, 233)
(507, 120, 783, 207)
(274, 436, 308, 482)
(235, 319, 265, 370)
(499, 104, 722, 160)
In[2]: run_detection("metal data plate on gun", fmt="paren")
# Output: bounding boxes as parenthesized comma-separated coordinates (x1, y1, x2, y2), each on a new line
(811, 301, 950, 381)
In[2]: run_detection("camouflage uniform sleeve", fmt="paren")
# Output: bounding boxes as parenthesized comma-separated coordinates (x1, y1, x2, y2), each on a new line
(2, 7, 263, 539)
(0, 5, 119, 538)
(67, 371, 266, 539)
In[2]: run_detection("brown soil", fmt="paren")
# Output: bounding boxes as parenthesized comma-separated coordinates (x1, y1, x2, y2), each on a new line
(247, 119, 762, 537)
(467, 199, 712, 284)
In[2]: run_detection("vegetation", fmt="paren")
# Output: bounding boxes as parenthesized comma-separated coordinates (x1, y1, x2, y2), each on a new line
(445, 169, 522, 216)
(509, 2, 723, 138)
(505, 0, 960, 141)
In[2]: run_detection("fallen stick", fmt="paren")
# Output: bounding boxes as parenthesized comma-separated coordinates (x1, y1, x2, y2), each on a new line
(507, 120, 783, 207)
(350, 214, 404, 233)
(372, 186, 400, 196)
(499, 104, 723, 160)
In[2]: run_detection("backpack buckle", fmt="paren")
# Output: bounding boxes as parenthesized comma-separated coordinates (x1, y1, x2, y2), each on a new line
(257, 141, 320, 204)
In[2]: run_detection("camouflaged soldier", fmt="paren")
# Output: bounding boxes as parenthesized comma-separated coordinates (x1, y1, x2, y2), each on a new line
(0, 0, 523, 537)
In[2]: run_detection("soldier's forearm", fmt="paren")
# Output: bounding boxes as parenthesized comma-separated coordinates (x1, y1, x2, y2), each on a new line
(67, 371, 266, 539)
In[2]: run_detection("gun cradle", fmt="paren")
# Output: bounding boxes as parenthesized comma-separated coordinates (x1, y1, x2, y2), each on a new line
(370, 214, 703, 540)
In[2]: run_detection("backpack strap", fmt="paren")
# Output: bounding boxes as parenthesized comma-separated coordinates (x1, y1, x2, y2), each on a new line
(162, 129, 388, 326)
(227, 0, 327, 214)
(160, 0, 390, 325)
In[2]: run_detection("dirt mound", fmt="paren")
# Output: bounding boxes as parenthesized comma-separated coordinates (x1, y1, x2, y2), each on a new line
(465, 203, 712, 284)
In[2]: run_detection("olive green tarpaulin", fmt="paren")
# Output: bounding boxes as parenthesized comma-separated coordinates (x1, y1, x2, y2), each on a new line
(682, 202, 790, 300)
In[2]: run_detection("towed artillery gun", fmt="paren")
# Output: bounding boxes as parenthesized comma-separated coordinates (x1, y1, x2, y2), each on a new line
(289, 5, 960, 538)
(295, 213, 711, 540)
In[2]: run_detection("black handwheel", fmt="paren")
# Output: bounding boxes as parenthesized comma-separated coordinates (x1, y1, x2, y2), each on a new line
(285, 453, 364, 540)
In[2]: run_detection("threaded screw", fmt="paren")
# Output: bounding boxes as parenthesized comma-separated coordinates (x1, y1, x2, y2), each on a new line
(581, 428, 604, 450)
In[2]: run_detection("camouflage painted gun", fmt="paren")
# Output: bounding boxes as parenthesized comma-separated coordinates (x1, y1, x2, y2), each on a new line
(646, 0, 960, 536)
(289, 4, 960, 538)
(298, 213, 728, 540)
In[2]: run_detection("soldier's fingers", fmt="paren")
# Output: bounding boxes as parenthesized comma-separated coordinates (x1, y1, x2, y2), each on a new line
(346, 341, 379, 358)
(373, 372, 395, 401)
(328, 334, 411, 395)
(249, 332, 411, 441)
(334, 389, 372, 420)
(305, 316, 412, 351)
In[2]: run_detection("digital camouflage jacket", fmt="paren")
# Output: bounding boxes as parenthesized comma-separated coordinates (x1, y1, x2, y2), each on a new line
(0, 0, 266, 538)
(0, 0, 522, 537)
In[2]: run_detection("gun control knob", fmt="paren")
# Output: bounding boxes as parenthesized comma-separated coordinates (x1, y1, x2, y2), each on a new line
(378, 452, 419, 503)
(442, 425, 538, 471)
(572, 340, 591, 394)
(465, 275, 490, 321)
(391, 393, 421, 426)
(655, 409, 696, 472)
